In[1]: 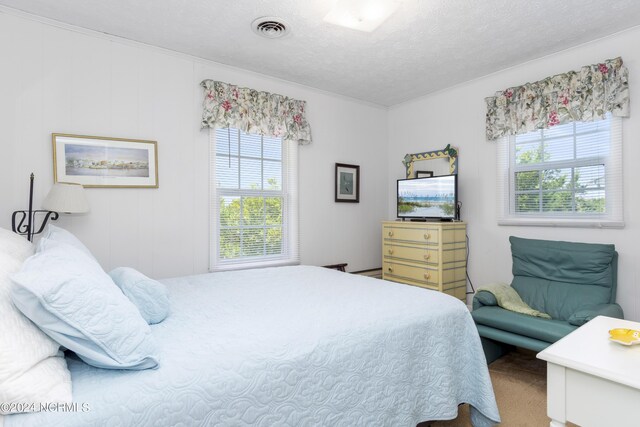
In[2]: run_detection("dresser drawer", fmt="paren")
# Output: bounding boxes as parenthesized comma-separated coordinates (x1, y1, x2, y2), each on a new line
(383, 261, 439, 285)
(383, 244, 439, 264)
(383, 226, 439, 244)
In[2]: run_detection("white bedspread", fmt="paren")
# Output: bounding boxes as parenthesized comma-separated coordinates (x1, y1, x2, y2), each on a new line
(6, 266, 499, 426)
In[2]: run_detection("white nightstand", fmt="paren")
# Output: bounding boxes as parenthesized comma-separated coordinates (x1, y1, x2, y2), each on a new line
(537, 316, 640, 427)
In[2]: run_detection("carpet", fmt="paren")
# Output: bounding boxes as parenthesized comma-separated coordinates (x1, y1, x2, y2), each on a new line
(426, 349, 578, 426)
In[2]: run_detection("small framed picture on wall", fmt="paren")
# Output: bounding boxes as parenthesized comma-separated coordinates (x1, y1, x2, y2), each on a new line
(416, 170, 434, 178)
(335, 163, 360, 203)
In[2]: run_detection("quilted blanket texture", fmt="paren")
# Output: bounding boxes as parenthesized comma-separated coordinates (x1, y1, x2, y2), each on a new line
(6, 266, 499, 426)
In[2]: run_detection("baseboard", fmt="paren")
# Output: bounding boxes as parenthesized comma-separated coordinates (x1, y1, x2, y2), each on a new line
(352, 268, 382, 279)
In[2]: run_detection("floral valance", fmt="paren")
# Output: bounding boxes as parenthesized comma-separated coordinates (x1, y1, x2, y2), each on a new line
(200, 80, 312, 145)
(485, 57, 629, 140)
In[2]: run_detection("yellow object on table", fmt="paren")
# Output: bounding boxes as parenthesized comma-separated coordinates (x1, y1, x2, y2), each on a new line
(609, 328, 640, 346)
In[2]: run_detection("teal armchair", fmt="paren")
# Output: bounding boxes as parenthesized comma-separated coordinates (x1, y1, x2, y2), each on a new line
(472, 236, 623, 364)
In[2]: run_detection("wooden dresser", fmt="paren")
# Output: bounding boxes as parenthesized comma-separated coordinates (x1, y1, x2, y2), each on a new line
(382, 221, 467, 301)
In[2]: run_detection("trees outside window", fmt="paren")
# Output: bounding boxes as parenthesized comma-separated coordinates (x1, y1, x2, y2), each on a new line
(211, 128, 298, 269)
(498, 114, 623, 227)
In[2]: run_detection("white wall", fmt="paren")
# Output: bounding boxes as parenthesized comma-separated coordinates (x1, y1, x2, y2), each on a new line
(388, 27, 640, 320)
(5, 8, 638, 319)
(0, 10, 388, 277)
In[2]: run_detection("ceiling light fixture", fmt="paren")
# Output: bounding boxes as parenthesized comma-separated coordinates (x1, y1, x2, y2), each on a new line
(251, 17, 290, 39)
(323, 0, 400, 32)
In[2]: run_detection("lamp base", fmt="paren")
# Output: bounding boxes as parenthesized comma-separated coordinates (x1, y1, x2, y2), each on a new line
(12, 173, 59, 241)
(12, 210, 59, 242)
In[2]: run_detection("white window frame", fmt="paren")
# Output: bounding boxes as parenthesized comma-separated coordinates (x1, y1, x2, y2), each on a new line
(497, 116, 624, 228)
(209, 129, 299, 271)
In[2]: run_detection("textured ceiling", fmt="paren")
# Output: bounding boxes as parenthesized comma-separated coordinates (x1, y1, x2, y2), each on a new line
(2, 0, 640, 106)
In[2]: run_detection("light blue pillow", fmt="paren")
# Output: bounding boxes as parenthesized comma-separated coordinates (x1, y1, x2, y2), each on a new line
(109, 267, 170, 325)
(39, 224, 96, 261)
(11, 238, 159, 370)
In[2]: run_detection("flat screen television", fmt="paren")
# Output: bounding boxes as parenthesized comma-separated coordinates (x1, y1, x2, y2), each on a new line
(397, 174, 458, 221)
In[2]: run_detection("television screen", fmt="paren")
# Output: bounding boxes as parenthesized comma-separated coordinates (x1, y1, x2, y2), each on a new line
(397, 174, 457, 220)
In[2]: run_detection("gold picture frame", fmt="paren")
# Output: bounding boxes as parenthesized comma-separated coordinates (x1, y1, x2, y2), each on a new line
(52, 133, 158, 188)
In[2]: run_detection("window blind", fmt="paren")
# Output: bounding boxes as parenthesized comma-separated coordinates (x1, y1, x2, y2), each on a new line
(210, 128, 299, 270)
(497, 115, 623, 228)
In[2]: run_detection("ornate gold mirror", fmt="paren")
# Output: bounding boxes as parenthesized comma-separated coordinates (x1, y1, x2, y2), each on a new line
(402, 145, 458, 178)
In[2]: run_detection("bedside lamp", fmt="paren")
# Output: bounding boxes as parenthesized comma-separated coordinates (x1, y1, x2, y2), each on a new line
(42, 182, 90, 214)
(12, 174, 90, 241)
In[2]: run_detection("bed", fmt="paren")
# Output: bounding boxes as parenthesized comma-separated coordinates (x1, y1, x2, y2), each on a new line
(4, 265, 499, 426)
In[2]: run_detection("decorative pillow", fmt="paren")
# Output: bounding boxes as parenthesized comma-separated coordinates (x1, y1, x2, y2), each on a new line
(109, 267, 170, 325)
(39, 224, 96, 261)
(0, 228, 72, 414)
(11, 238, 159, 370)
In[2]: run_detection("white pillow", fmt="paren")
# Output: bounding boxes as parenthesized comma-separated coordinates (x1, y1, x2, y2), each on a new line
(0, 227, 34, 261)
(12, 239, 159, 370)
(39, 224, 96, 261)
(0, 228, 72, 414)
(109, 267, 170, 325)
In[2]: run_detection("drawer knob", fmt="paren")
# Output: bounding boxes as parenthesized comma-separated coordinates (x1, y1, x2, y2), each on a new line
(424, 233, 431, 240)
(424, 253, 431, 260)
(387, 267, 393, 273)
(388, 231, 394, 237)
(424, 272, 431, 280)
(388, 249, 394, 255)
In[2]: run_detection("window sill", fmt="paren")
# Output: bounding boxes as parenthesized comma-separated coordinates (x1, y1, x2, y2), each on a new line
(498, 218, 624, 229)
(210, 259, 299, 272)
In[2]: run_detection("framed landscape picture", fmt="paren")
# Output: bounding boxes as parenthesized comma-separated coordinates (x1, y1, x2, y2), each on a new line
(52, 134, 158, 188)
(335, 163, 360, 203)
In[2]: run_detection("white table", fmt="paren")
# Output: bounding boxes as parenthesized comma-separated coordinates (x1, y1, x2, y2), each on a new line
(537, 316, 640, 427)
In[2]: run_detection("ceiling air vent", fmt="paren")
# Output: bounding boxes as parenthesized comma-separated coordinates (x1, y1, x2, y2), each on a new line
(251, 17, 289, 39)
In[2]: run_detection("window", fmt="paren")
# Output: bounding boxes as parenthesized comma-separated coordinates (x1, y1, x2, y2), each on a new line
(210, 128, 299, 270)
(497, 115, 623, 227)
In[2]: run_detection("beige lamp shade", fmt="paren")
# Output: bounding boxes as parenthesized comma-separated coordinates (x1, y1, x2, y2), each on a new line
(42, 183, 90, 214)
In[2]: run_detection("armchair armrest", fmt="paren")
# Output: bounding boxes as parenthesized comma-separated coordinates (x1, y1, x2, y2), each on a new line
(472, 290, 498, 311)
(568, 303, 624, 326)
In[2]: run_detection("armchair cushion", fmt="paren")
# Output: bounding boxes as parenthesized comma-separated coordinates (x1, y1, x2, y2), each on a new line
(568, 304, 624, 326)
(510, 237, 617, 321)
(472, 306, 578, 344)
